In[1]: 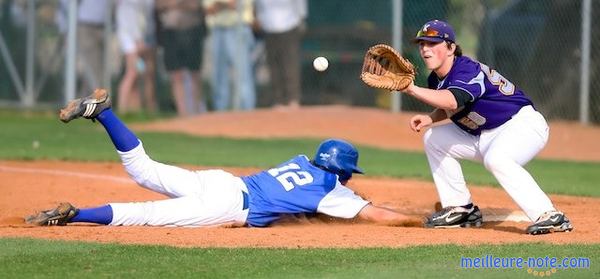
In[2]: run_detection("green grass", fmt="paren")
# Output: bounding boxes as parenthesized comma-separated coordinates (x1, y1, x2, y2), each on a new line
(0, 238, 598, 279)
(1, 111, 600, 196)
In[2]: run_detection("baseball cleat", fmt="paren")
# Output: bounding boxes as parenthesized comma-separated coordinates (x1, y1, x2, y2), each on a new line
(59, 88, 111, 123)
(424, 205, 483, 228)
(526, 211, 573, 235)
(25, 202, 79, 226)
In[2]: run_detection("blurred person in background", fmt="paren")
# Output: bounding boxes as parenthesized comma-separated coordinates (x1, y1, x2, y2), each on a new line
(156, 0, 206, 116)
(2, 0, 28, 97)
(254, 0, 306, 110)
(116, 0, 158, 114)
(55, 0, 108, 97)
(203, 0, 256, 111)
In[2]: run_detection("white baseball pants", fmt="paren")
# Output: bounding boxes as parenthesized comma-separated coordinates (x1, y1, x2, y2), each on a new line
(108, 143, 249, 227)
(423, 105, 555, 221)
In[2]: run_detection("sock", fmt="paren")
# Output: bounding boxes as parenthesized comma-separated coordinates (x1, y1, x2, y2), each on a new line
(70, 205, 113, 225)
(96, 109, 140, 152)
(462, 203, 473, 210)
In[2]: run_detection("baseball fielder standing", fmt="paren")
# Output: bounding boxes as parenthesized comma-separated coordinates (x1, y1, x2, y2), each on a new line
(399, 20, 572, 235)
(26, 89, 416, 228)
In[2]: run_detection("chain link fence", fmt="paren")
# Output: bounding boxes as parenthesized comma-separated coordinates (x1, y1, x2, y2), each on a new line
(0, 0, 598, 123)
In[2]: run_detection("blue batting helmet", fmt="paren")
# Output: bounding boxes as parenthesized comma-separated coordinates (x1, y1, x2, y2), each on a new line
(313, 139, 364, 182)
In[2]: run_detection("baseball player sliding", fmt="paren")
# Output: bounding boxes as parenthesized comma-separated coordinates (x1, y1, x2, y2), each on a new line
(385, 20, 572, 235)
(26, 89, 417, 228)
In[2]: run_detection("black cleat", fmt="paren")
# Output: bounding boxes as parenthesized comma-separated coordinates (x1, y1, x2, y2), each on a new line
(526, 211, 573, 235)
(25, 202, 79, 226)
(424, 205, 483, 228)
(59, 88, 111, 123)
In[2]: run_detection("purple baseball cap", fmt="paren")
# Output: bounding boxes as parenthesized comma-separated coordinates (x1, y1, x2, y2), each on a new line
(414, 20, 455, 43)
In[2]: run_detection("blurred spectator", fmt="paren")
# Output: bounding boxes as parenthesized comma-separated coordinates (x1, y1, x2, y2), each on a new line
(55, 0, 108, 97)
(255, 0, 306, 110)
(7, 0, 27, 27)
(156, 0, 206, 116)
(116, 0, 158, 114)
(3, 0, 26, 82)
(203, 0, 256, 111)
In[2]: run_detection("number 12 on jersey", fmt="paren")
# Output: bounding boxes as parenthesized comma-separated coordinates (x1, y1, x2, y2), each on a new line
(268, 163, 314, 191)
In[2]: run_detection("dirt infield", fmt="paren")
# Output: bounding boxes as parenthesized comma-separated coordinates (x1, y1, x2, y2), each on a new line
(1, 106, 599, 247)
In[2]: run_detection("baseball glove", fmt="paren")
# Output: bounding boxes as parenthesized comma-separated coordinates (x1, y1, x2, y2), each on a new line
(360, 44, 415, 91)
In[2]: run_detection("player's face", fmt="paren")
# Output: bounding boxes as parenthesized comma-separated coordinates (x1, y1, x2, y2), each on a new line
(418, 40, 454, 73)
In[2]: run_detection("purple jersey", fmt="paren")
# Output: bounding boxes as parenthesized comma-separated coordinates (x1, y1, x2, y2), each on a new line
(241, 155, 369, 227)
(427, 56, 533, 135)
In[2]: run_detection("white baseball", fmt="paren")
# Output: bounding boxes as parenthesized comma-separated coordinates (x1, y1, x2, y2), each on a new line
(313, 56, 329, 71)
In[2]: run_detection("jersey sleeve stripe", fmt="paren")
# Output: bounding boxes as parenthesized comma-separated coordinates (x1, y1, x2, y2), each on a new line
(447, 86, 476, 101)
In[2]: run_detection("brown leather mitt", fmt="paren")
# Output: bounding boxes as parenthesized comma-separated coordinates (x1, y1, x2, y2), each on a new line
(360, 44, 416, 91)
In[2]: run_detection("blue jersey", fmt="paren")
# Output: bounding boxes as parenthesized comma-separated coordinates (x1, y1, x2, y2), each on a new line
(427, 56, 533, 135)
(241, 155, 369, 227)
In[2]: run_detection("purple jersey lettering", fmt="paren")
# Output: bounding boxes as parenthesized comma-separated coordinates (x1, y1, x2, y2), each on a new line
(427, 56, 533, 135)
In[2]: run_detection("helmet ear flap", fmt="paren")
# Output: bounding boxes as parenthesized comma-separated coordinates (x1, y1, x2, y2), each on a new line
(337, 171, 352, 182)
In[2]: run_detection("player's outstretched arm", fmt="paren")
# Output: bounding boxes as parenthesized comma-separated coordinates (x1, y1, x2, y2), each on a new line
(357, 204, 421, 227)
(404, 84, 458, 110)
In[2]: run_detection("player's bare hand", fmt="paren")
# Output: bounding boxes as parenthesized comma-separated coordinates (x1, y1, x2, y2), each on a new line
(409, 114, 433, 132)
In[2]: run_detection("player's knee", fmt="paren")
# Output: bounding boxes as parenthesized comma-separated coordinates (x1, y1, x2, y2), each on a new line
(122, 154, 156, 185)
(422, 127, 448, 153)
(483, 152, 513, 172)
(128, 170, 149, 186)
